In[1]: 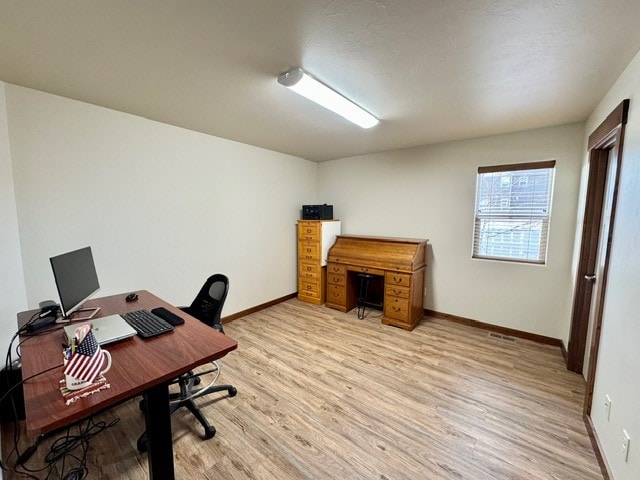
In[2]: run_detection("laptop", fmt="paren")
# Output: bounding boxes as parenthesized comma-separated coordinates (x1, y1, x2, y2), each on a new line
(64, 314, 137, 346)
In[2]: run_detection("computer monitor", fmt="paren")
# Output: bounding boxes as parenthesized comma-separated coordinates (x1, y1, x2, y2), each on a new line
(50, 246, 101, 321)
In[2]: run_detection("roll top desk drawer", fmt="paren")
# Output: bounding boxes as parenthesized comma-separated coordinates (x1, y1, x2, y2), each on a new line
(384, 297, 410, 320)
(327, 262, 346, 275)
(385, 284, 410, 299)
(326, 284, 347, 305)
(386, 272, 411, 287)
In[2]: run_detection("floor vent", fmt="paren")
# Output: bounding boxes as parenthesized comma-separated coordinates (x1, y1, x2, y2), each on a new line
(488, 332, 516, 342)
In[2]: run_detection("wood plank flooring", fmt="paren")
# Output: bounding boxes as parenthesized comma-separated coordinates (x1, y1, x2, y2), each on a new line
(2, 300, 602, 479)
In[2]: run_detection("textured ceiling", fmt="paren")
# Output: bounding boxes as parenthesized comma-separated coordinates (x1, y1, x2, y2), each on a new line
(1, 1, 639, 162)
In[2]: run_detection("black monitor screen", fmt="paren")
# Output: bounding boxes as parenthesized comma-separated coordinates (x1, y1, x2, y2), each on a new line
(50, 246, 100, 317)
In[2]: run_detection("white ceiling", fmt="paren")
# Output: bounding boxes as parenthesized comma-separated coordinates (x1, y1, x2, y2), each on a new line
(1, 1, 639, 162)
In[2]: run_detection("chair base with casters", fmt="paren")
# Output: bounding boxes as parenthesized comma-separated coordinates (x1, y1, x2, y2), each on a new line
(136, 364, 237, 453)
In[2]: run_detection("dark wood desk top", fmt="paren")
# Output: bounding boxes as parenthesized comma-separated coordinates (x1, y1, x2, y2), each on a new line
(18, 290, 238, 437)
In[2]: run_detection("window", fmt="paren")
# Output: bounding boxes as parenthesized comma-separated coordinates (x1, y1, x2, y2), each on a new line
(472, 161, 555, 264)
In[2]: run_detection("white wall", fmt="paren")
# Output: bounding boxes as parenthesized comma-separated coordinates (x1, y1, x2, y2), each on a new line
(0, 81, 26, 480)
(585, 49, 640, 480)
(0, 82, 27, 357)
(318, 124, 584, 339)
(5, 84, 317, 319)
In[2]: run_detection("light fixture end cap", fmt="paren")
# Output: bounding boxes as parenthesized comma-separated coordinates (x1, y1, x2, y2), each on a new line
(277, 68, 304, 87)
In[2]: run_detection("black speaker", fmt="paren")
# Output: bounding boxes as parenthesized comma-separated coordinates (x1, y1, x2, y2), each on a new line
(302, 204, 333, 220)
(0, 360, 25, 424)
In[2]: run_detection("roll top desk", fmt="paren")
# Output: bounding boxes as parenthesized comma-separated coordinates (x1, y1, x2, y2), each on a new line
(325, 235, 428, 331)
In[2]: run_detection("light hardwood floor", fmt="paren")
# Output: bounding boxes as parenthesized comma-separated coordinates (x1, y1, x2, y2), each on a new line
(3, 300, 602, 479)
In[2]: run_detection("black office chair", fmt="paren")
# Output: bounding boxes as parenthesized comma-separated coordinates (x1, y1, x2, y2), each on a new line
(137, 274, 237, 452)
(182, 273, 230, 334)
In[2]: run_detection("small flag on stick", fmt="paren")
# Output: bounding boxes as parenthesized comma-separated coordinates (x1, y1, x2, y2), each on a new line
(63, 327, 105, 384)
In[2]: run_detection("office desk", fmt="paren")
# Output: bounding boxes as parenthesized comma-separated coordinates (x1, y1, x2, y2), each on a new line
(326, 235, 427, 330)
(18, 290, 238, 480)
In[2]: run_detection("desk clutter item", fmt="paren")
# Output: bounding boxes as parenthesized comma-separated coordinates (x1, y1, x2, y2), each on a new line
(63, 314, 136, 346)
(122, 309, 174, 338)
(62, 325, 112, 403)
(297, 220, 341, 305)
(151, 307, 185, 325)
(63, 325, 112, 385)
(60, 375, 110, 406)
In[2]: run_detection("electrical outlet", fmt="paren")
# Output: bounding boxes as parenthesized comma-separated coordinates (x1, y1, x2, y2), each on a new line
(622, 429, 631, 462)
(604, 395, 611, 420)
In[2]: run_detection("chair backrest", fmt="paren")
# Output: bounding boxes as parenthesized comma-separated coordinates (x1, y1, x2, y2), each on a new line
(183, 274, 229, 333)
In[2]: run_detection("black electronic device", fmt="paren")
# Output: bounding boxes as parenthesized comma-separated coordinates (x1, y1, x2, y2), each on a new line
(0, 360, 25, 424)
(302, 204, 333, 220)
(39, 299, 58, 313)
(50, 246, 101, 321)
(122, 310, 174, 338)
(21, 300, 60, 332)
(151, 307, 185, 326)
(24, 315, 57, 333)
(125, 293, 139, 302)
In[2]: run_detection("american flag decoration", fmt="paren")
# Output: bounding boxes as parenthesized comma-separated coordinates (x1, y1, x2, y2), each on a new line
(63, 325, 105, 384)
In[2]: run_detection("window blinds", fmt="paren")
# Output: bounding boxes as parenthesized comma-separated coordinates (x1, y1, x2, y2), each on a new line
(472, 161, 556, 264)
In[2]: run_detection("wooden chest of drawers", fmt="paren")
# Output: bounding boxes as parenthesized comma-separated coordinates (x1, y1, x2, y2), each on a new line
(297, 220, 341, 305)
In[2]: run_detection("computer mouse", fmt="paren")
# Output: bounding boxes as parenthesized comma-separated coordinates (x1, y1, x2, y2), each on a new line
(125, 293, 138, 302)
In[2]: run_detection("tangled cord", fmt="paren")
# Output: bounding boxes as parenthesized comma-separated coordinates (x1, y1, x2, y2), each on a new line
(13, 416, 119, 479)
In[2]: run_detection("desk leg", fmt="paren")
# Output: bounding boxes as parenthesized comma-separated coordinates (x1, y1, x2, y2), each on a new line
(144, 382, 174, 480)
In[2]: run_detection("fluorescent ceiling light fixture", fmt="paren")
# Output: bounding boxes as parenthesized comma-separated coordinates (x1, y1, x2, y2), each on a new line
(277, 68, 379, 129)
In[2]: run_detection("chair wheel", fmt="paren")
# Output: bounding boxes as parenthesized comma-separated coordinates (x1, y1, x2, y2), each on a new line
(193, 376, 201, 386)
(204, 426, 216, 439)
(228, 387, 237, 397)
(137, 436, 148, 453)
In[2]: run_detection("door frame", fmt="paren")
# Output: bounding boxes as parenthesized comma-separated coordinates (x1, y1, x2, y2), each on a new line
(566, 100, 628, 414)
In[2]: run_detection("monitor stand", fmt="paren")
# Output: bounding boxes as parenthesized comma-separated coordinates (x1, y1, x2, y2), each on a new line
(55, 306, 101, 323)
